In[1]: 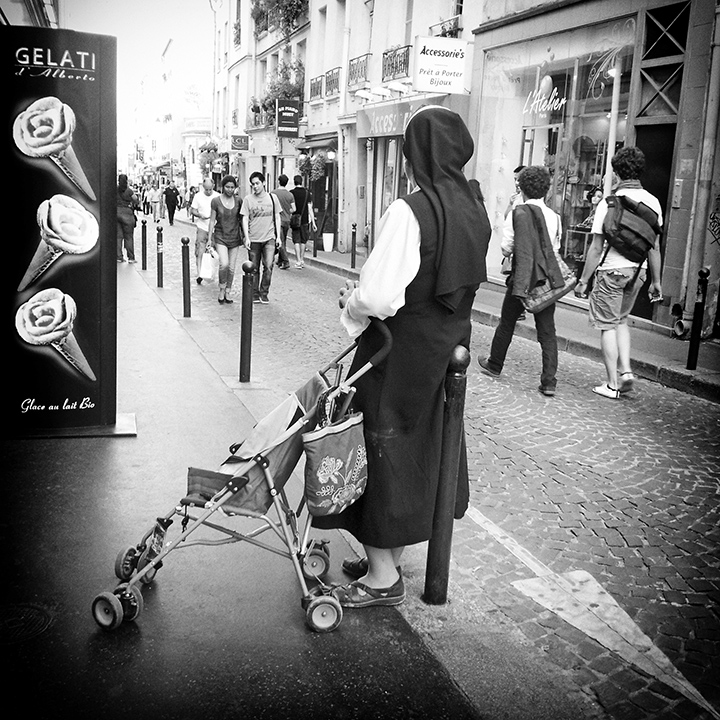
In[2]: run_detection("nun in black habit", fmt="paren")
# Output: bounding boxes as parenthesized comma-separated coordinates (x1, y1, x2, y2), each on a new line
(315, 105, 491, 608)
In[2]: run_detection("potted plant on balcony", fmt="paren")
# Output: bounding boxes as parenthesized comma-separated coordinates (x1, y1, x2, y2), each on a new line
(251, 0, 308, 40)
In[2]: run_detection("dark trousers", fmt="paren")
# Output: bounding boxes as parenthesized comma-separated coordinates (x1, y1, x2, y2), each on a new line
(487, 286, 558, 390)
(276, 223, 290, 266)
(167, 204, 177, 224)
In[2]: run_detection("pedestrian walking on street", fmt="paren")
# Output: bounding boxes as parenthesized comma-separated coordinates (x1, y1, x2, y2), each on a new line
(148, 184, 162, 223)
(478, 166, 562, 396)
(314, 105, 491, 609)
(163, 181, 181, 225)
(271, 174, 295, 270)
(575, 147, 663, 399)
(208, 175, 243, 304)
(241, 172, 282, 303)
(116, 173, 138, 263)
(290, 175, 316, 268)
(141, 182, 151, 215)
(189, 178, 219, 284)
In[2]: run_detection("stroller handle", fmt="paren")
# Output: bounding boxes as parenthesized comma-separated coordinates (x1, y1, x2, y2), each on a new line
(366, 317, 393, 367)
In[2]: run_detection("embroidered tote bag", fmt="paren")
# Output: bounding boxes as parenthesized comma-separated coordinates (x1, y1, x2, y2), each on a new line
(302, 411, 367, 516)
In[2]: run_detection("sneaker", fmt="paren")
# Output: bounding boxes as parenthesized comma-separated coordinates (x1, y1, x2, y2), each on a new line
(196, 277, 203, 285)
(128, 258, 137, 264)
(592, 383, 620, 399)
(538, 385, 556, 397)
(619, 372, 635, 393)
(260, 296, 269, 304)
(478, 358, 500, 377)
(253, 296, 261, 304)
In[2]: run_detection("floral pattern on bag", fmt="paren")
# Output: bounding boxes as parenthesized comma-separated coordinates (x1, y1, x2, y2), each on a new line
(303, 413, 368, 516)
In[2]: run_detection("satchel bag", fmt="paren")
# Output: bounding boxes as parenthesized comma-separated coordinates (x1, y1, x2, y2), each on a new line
(522, 252, 577, 314)
(290, 189, 309, 230)
(303, 410, 367, 517)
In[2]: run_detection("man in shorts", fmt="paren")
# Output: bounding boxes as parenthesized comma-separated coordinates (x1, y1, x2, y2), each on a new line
(290, 175, 317, 268)
(575, 147, 663, 399)
(189, 178, 219, 284)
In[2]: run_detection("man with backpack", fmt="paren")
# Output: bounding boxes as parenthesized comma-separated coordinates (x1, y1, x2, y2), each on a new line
(575, 146, 663, 399)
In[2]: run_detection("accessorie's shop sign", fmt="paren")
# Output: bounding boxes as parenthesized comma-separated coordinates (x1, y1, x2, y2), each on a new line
(3, 26, 117, 433)
(413, 36, 470, 95)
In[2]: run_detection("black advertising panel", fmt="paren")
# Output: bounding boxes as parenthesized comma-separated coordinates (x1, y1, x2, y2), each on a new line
(3, 26, 117, 434)
(276, 99, 300, 137)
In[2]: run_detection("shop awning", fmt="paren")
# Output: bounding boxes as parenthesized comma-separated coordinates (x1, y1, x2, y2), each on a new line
(296, 136, 337, 150)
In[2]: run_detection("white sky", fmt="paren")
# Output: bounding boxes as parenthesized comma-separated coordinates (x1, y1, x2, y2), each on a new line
(61, 0, 215, 147)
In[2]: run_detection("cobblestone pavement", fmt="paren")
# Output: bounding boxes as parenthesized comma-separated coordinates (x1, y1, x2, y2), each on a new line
(132, 217, 720, 720)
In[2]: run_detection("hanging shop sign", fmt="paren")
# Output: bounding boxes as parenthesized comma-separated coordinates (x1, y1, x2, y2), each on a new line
(413, 36, 470, 95)
(276, 99, 300, 138)
(4, 26, 118, 434)
(231, 134, 249, 151)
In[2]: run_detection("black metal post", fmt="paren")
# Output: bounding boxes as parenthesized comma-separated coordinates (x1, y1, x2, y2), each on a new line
(141, 219, 147, 270)
(156, 226, 163, 288)
(351, 222, 357, 269)
(239, 260, 255, 382)
(687, 267, 710, 370)
(423, 346, 470, 605)
(181, 237, 191, 318)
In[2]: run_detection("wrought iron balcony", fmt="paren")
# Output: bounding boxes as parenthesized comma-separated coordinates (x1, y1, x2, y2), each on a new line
(429, 14, 462, 38)
(382, 45, 411, 82)
(310, 75, 324, 100)
(325, 67, 341, 96)
(348, 53, 371, 86)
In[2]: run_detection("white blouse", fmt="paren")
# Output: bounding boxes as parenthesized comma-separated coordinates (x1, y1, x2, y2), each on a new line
(341, 199, 421, 339)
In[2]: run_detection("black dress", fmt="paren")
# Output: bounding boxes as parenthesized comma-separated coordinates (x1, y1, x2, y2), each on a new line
(313, 191, 478, 548)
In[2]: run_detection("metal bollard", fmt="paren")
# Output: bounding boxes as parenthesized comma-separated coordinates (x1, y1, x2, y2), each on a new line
(423, 345, 470, 605)
(351, 222, 357, 269)
(141, 219, 147, 270)
(239, 260, 255, 382)
(181, 237, 191, 318)
(156, 226, 163, 288)
(687, 267, 710, 370)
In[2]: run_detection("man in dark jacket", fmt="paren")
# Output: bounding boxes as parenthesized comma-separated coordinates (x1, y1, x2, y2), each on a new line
(478, 166, 562, 396)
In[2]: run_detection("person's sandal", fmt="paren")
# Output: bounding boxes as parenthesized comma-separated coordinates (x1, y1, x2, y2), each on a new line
(619, 372, 635, 393)
(592, 383, 621, 399)
(332, 577, 405, 608)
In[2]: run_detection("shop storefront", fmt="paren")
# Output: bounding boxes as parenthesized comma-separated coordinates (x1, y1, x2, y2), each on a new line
(475, 16, 636, 278)
(356, 94, 470, 249)
(471, 0, 718, 328)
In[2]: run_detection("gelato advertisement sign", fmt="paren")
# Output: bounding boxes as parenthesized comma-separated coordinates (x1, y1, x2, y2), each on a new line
(3, 26, 117, 434)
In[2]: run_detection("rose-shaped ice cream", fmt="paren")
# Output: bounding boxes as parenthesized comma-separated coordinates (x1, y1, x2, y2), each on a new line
(13, 96, 76, 158)
(15, 288, 96, 380)
(37, 195, 99, 254)
(15, 288, 76, 346)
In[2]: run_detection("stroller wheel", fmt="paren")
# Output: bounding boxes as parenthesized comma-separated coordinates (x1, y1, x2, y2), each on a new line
(302, 547, 331, 581)
(114, 546, 139, 581)
(115, 583, 144, 622)
(92, 592, 124, 630)
(305, 595, 342, 633)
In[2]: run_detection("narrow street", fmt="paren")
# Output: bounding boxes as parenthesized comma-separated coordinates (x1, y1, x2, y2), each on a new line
(144, 216, 720, 720)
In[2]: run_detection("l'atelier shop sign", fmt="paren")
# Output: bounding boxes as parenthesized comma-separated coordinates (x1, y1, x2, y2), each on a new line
(3, 26, 117, 433)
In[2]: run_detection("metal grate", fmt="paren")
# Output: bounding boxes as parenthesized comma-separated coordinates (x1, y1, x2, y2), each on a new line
(0, 604, 54, 644)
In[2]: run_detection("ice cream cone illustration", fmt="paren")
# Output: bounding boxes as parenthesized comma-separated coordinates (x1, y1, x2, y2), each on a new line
(13, 96, 96, 201)
(15, 288, 96, 381)
(18, 195, 99, 291)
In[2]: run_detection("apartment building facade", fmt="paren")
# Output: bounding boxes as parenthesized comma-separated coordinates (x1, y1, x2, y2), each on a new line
(212, 0, 719, 337)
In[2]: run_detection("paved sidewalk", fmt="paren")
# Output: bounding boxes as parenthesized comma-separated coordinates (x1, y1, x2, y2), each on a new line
(130, 214, 719, 720)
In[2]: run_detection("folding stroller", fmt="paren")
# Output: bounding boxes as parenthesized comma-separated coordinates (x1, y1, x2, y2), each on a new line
(92, 320, 391, 633)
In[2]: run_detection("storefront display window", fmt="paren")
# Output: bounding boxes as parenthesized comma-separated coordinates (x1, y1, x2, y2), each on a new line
(377, 137, 408, 219)
(477, 17, 636, 275)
